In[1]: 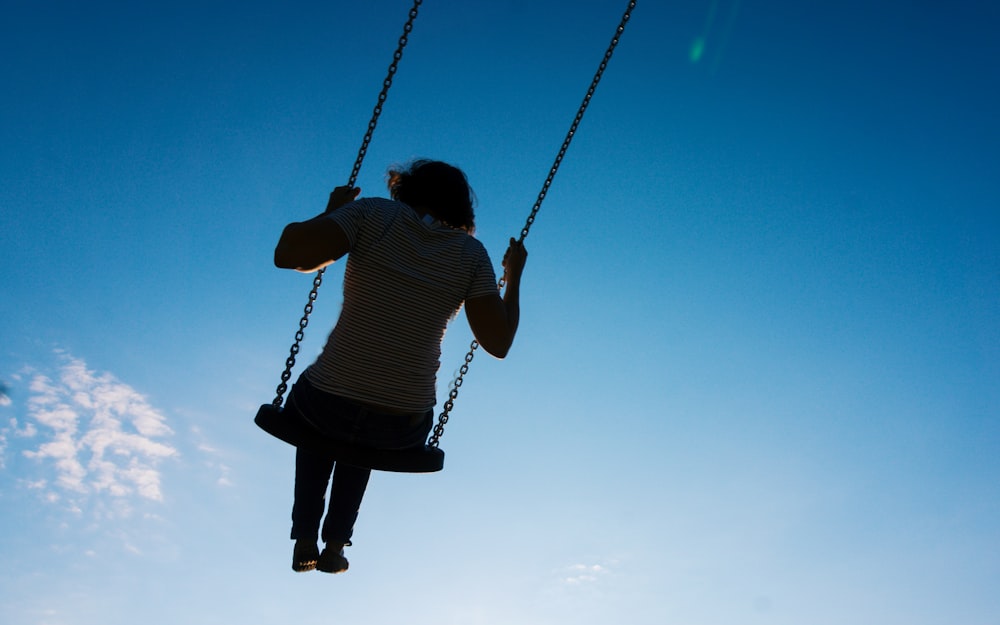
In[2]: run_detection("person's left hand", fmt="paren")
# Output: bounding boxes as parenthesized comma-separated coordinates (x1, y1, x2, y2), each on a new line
(502, 237, 528, 283)
(325, 186, 361, 213)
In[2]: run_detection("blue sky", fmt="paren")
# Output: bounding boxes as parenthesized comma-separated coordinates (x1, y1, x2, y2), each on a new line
(1, 0, 998, 623)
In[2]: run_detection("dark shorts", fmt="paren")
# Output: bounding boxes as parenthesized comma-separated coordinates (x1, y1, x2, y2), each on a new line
(288, 375, 434, 450)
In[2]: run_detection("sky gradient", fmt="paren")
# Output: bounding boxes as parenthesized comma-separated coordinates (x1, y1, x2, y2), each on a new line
(2, 1, 998, 624)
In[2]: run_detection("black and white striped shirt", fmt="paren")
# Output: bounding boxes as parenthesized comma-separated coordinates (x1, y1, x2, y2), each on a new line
(304, 198, 498, 412)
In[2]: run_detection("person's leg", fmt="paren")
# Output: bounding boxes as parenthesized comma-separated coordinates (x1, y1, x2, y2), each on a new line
(291, 447, 336, 541)
(290, 446, 335, 571)
(321, 462, 371, 545)
(316, 462, 370, 573)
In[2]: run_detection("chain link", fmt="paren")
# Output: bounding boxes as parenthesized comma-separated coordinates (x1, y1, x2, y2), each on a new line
(272, 0, 423, 407)
(428, 0, 637, 446)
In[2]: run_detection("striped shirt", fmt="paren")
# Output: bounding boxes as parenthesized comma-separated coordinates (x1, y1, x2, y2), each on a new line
(304, 197, 498, 412)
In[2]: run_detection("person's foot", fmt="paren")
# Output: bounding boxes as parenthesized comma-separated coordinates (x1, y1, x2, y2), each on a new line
(292, 540, 320, 572)
(316, 543, 349, 574)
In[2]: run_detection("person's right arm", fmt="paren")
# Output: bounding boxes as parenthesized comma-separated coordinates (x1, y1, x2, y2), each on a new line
(464, 238, 527, 358)
(273, 186, 360, 272)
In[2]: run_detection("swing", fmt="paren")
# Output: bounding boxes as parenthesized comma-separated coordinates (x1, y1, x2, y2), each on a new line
(256, 0, 638, 473)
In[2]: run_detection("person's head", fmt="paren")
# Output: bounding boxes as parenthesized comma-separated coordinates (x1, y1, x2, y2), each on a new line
(387, 159, 476, 233)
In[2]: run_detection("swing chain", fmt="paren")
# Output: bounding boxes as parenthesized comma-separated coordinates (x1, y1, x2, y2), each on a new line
(272, 271, 323, 407)
(518, 0, 635, 246)
(272, 0, 424, 407)
(428, 0, 637, 441)
(348, 0, 422, 189)
(428, 345, 476, 448)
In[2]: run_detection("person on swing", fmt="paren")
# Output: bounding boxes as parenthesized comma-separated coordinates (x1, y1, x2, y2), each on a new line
(273, 159, 528, 573)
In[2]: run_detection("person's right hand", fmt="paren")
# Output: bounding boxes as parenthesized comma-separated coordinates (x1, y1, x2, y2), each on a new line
(325, 186, 361, 213)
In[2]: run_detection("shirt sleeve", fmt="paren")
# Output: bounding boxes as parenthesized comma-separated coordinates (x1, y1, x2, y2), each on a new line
(465, 239, 500, 300)
(325, 198, 379, 249)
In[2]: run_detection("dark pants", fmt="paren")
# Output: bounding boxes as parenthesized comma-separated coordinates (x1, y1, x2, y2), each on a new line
(287, 375, 433, 545)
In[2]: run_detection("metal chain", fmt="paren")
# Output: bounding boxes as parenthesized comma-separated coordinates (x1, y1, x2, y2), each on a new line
(428, 0, 637, 447)
(347, 0, 423, 189)
(272, 0, 424, 407)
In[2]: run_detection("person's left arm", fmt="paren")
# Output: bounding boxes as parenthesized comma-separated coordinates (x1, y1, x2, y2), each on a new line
(273, 186, 359, 272)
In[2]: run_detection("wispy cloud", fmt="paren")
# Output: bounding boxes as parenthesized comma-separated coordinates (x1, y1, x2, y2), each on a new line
(16, 352, 178, 509)
(190, 424, 235, 488)
(538, 559, 622, 611)
(562, 563, 610, 585)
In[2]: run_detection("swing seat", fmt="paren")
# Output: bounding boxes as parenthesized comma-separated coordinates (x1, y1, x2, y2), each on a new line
(254, 404, 445, 473)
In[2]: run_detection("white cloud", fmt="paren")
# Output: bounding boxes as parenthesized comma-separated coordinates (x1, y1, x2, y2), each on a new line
(562, 563, 611, 585)
(18, 353, 178, 510)
(215, 463, 234, 487)
(189, 423, 236, 488)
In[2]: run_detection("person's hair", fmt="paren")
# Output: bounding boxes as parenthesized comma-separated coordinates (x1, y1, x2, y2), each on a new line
(386, 159, 476, 233)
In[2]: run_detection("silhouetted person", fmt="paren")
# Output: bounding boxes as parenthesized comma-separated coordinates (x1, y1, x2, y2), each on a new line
(274, 160, 527, 573)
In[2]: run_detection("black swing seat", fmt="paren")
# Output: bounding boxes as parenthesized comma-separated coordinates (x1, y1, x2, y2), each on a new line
(255, 404, 445, 473)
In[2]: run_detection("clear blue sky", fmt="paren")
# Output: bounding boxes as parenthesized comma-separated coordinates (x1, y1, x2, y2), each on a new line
(2, 0, 998, 623)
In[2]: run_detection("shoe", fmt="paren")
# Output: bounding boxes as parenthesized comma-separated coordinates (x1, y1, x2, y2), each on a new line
(316, 543, 349, 574)
(292, 540, 320, 572)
